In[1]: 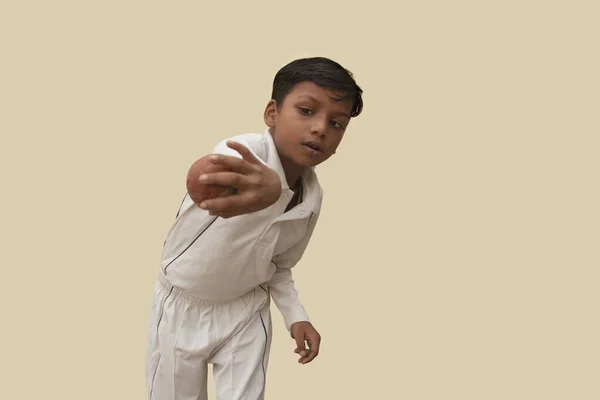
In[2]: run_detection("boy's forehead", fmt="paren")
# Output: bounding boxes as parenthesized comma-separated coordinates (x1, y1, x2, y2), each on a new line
(288, 81, 337, 98)
(287, 81, 353, 114)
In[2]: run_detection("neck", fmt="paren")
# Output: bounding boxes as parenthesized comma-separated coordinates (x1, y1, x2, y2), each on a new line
(279, 156, 304, 189)
(268, 128, 304, 189)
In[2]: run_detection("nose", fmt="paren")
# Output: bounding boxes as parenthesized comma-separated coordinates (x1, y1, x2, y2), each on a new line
(309, 117, 328, 138)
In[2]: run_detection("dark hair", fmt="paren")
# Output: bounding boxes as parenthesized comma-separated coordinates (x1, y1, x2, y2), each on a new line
(271, 57, 363, 117)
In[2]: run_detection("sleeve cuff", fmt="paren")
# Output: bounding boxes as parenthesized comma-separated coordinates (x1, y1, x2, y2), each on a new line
(283, 307, 310, 333)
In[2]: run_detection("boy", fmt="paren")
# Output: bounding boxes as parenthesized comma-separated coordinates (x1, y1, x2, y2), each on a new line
(146, 57, 363, 399)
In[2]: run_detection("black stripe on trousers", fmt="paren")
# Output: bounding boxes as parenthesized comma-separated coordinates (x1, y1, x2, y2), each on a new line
(258, 284, 269, 399)
(149, 286, 174, 399)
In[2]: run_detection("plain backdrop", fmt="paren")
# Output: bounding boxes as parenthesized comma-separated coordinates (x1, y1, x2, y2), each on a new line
(1, 1, 598, 399)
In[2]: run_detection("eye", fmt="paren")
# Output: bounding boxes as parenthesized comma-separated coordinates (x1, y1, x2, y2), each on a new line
(331, 120, 345, 129)
(298, 107, 313, 115)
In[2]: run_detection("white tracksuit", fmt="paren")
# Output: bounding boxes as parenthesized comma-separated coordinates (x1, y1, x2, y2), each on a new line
(145, 129, 323, 399)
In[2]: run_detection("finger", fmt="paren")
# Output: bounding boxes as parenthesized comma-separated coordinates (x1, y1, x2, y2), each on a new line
(298, 350, 314, 364)
(199, 192, 255, 213)
(293, 333, 307, 358)
(297, 349, 310, 363)
(308, 332, 321, 354)
(208, 154, 255, 174)
(302, 349, 318, 363)
(294, 347, 308, 357)
(199, 171, 252, 188)
(225, 140, 262, 165)
(302, 333, 321, 363)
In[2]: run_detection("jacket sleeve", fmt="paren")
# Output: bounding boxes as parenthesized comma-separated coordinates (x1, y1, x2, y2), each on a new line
(267, 212, 320, 332)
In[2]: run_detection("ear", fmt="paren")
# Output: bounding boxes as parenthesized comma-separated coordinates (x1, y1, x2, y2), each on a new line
(263, 99, 278, 128)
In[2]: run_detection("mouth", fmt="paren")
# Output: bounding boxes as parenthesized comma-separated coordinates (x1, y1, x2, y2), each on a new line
(302, 141, 323, 153)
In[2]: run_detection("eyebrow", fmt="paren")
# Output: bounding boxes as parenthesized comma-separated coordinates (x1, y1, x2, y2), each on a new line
(296, 95, 351, 119)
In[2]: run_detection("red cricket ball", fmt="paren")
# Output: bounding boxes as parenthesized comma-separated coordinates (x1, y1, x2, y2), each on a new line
(186, 155, 234, 205)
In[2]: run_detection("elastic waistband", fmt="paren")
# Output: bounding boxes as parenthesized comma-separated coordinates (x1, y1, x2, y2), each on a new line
(158, 272, 231, 306)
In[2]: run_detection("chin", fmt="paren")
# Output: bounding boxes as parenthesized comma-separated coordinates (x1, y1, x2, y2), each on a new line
(287, 149, 326, 169)
(301, 158, 323, 168)
(292, 160, 314, 169)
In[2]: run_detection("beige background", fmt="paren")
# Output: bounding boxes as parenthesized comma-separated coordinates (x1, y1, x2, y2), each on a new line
(1, 1, 598, 399)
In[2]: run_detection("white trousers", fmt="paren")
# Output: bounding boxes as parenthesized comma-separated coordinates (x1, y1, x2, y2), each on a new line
(146, 273, 273, 400)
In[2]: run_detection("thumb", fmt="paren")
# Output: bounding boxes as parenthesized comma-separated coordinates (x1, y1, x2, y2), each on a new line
(293, 330, 307, 356)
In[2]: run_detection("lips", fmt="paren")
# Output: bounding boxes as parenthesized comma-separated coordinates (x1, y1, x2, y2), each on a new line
(302, 141, 323, 152)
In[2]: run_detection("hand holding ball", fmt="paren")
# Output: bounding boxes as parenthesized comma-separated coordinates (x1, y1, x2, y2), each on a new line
(185, 141, 281, 218)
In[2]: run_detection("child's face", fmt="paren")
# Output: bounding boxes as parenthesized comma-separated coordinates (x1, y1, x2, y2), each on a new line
(264, 81, 353, 170)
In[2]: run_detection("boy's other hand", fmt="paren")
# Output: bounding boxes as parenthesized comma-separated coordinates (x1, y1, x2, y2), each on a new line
(290, 321, 321, 364)
(197, 141, 282, 218)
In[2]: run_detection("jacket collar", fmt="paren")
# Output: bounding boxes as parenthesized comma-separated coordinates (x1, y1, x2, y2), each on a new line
(263, 128, 322, 215)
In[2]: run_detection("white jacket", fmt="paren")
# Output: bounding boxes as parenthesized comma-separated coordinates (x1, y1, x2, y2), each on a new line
(158, 129, 323, 330)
